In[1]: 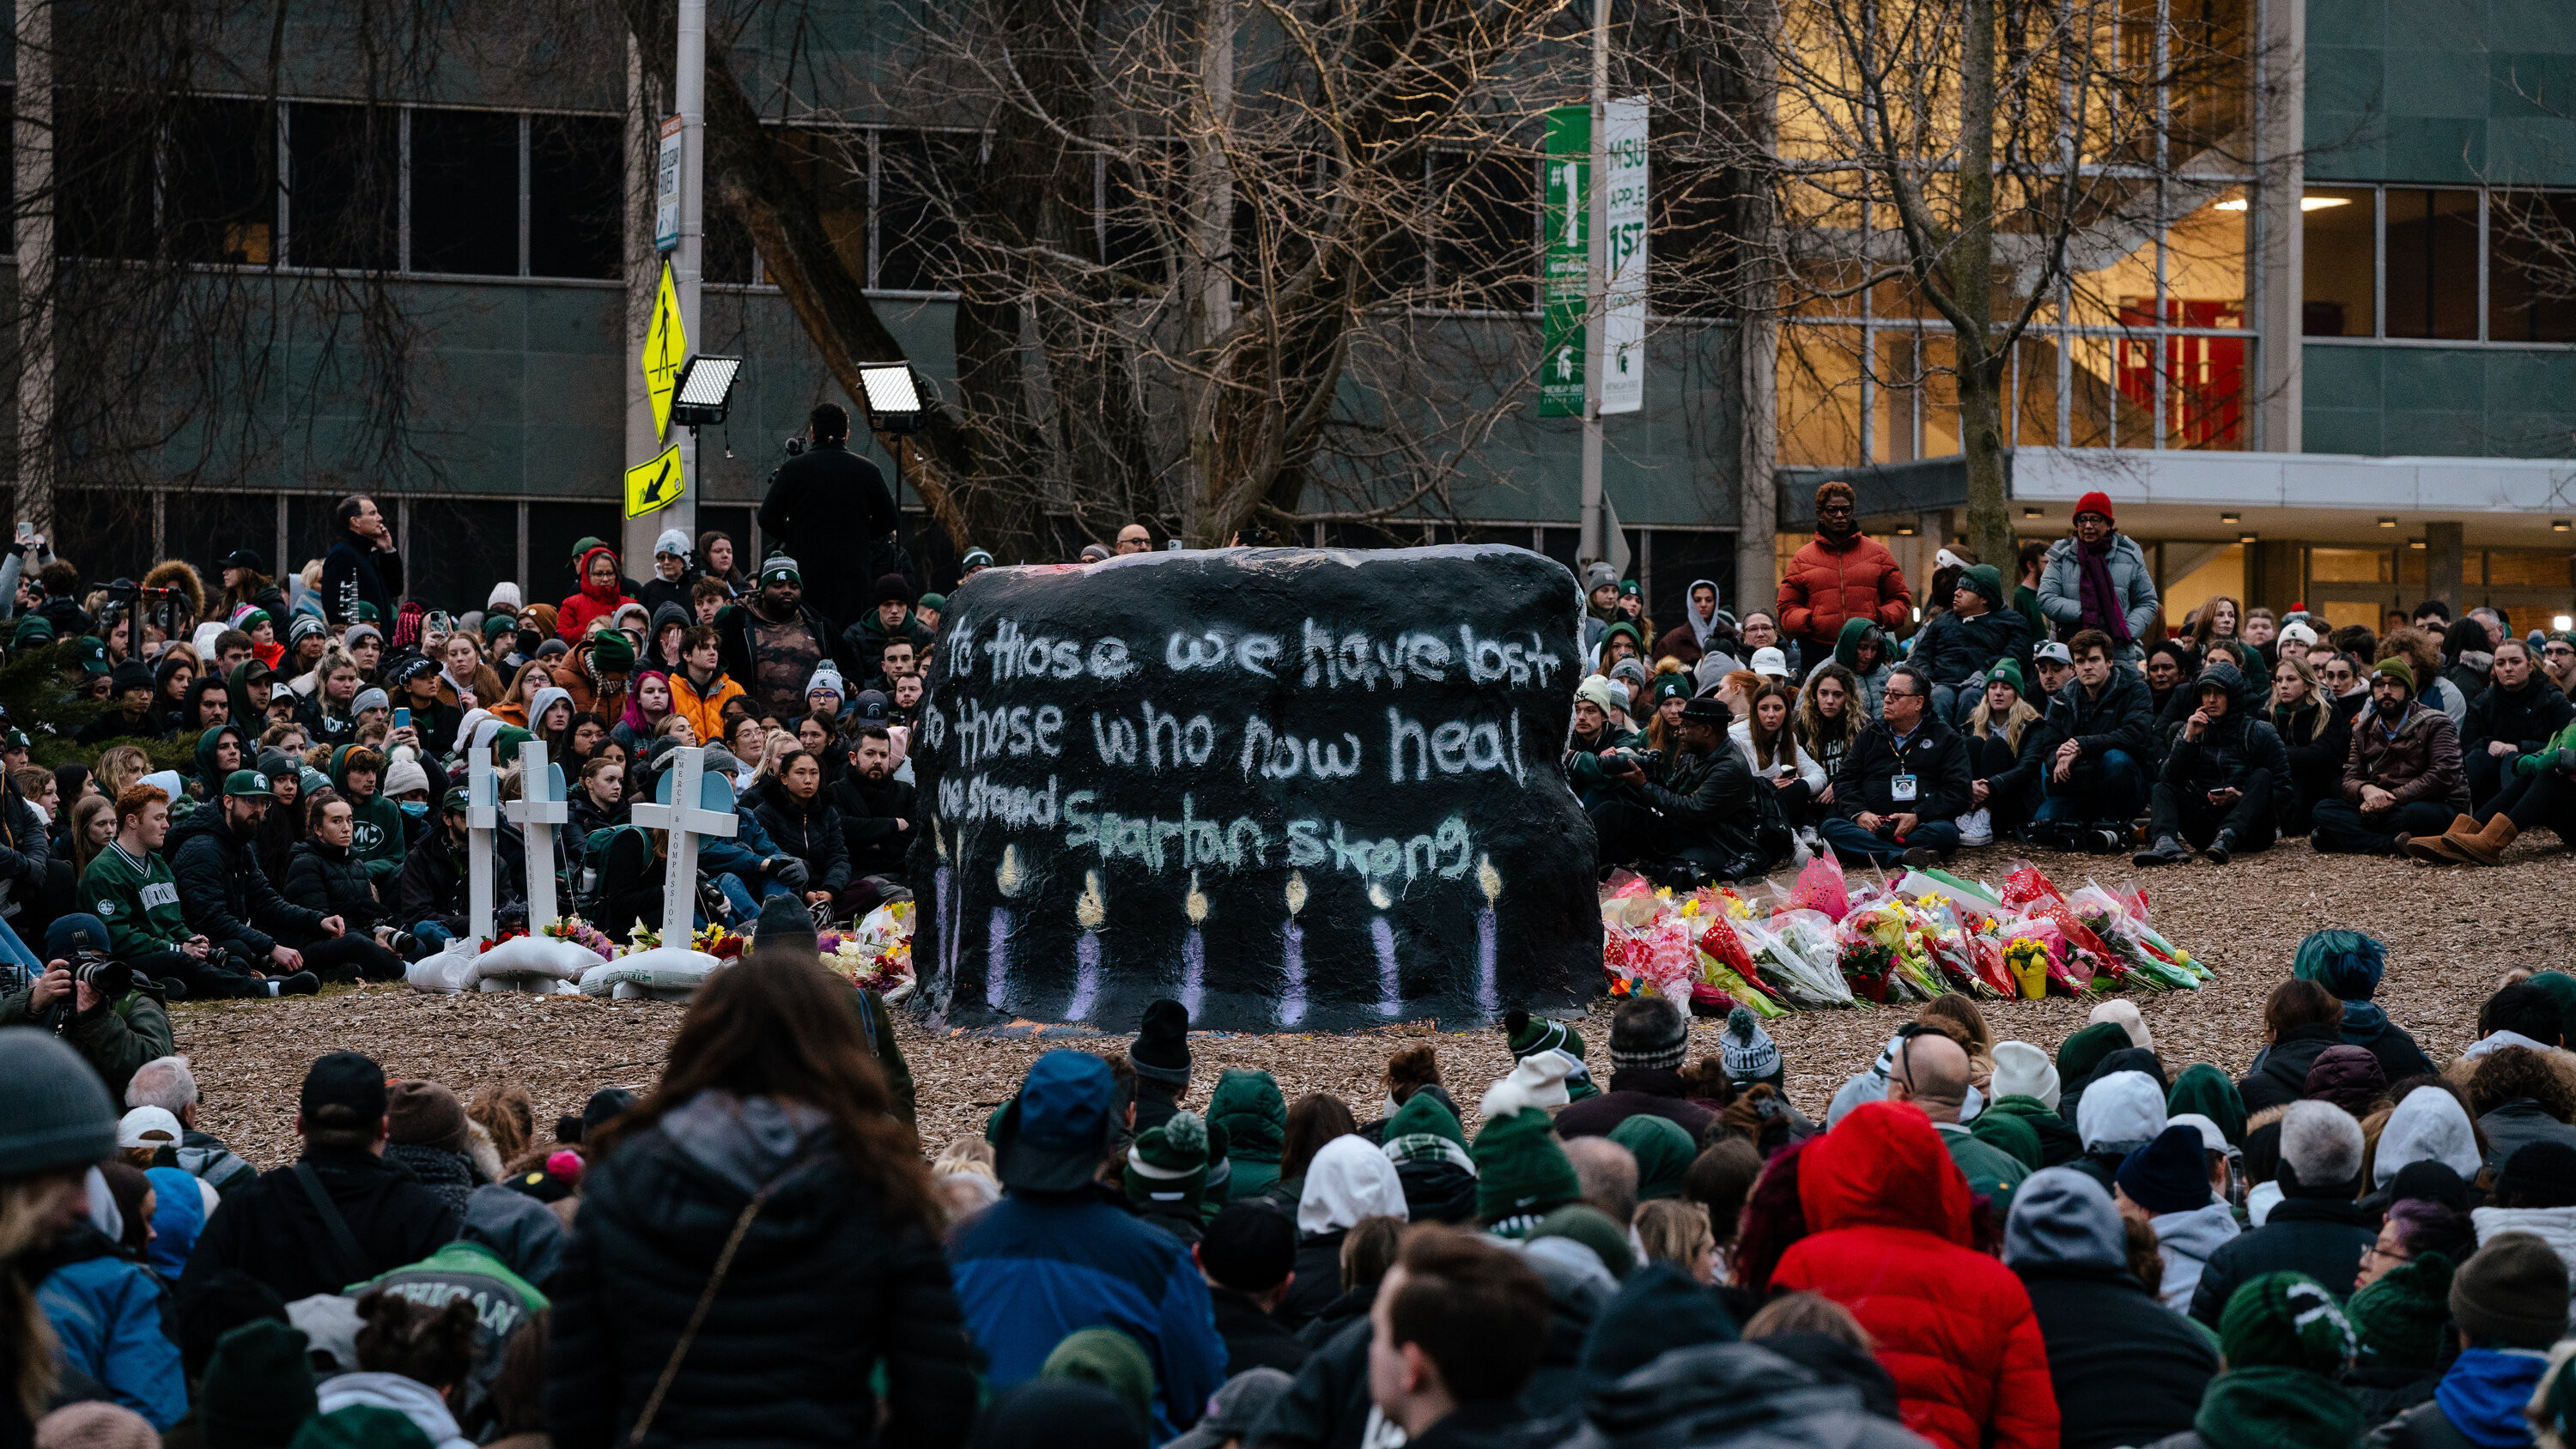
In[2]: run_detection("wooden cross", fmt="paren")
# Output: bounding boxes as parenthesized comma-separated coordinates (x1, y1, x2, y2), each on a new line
(465, 745, 499, 949)
(629, 744, 738, 947)
(505, 740, 570, 933)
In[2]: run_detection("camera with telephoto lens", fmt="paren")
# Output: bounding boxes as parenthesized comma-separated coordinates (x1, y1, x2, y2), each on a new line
(70, 952, 135, 999)
(1605, 746, 1662, 773)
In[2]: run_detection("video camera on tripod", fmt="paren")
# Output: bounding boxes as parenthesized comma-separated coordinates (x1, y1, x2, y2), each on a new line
(100, 578, 192, 644)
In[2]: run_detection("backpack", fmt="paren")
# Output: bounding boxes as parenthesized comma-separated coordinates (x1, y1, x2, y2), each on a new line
(573, 824, 649, 921)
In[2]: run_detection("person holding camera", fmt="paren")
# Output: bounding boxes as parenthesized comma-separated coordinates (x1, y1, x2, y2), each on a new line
(165, 771, 339, 991)
(1589, 696, 1781, 887)
(759, 403, 897, 630)
(1820, 663, 1973, 867)
(0, 913, 173, 1100)
(82, 782, 296, 1000)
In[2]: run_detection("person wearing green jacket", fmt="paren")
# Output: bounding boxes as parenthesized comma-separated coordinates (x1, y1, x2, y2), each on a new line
(191, 721, 251, 803)
(329, 744, 413, 888)
(1564, 676, 1643, 803)
(2411, 712, 2576, 865)
(79, 778, 284, 999)
(0, 912, 175, 1100)
(354, 1186, 555, 1439)
(1206, 1069, 1286, 1203)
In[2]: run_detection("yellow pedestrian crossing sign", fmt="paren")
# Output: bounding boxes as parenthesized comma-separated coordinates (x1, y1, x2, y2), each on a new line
(642, 261, 687, 441)
(624, 441, 684, 519)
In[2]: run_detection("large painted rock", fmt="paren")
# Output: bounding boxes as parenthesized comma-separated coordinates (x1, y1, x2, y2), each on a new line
(911, 543, 1601, 1034)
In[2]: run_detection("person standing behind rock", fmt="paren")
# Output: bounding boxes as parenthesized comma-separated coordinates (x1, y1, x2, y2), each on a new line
(1778, 482, 1912, 670)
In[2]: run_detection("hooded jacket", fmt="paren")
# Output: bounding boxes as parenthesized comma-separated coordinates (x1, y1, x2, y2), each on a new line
(2239, 1022, 2346, 1115)
(2002, 1168, 2217, 1449)
(2150, 1201, 2242, 1313)
(556, 545, 636, 643)
(193, 722, 249, 803)
(1769, 1101, 2058, 1449)
(1280, 1137, 1410, 1331)
(1562, 1340, 1929, 1449)
(548, 1091, 981, 1449)
(1915, 596, 2032, 689)
(1822, 617, 1896, 716)
(2466, 1206, 2576, 1293)
(281, 837, 390, 937)
(330, 745, 411, 885)
(753, 789, 852, 897)
(1207, 1069, 1287, 1203)
(32, 1225, 188, 1429)
(2337, 1000, 2439, 1083)
(2374, 1349, 2555, 1449)
(2374, 1088, 2483, 1188)
(167, 802, 326, 958)
(1778, 529, 1913, 652)
(2343, 698, 2470, 809)
(2038, 532, 2160, 653)
(314, 1371, 475, 1449)
(2160, 664, 2293, 809)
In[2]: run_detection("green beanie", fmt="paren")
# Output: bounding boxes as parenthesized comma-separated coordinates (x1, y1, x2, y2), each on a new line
(2057, 1021, 2133, 1084)
(1504, 1010, 1599, 1102)
(1124, 1110, 1209, 1217)
(589, 630, 635, 673)
(1962, 563, 2005, 609)
(491, 724, 535, 769)
(2220, 1272, 2357, 1374)
(2371, 655, 2415, 693)
(201, 1319, 319, 1449)
(1532, 1203, 1637, 1279)
(1474, 1107, 1581, 1235)
(2166, 1064, 2250, 1149)
(1610, 1113, 1698, 1201)
(1967, 1108, 2044, 1172)
(1986, 658, 2026, 699)
(2348, 1252, 2456, 1371)
(1383, 1090, 1467, 1154)
(1206, 1069, 1285, 1162)
(290, 1407, 433, 1449)
(1042, 1327, 1156, 1428)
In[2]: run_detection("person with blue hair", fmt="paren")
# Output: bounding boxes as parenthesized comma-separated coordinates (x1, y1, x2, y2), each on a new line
(2292, 930, 2435, 1082)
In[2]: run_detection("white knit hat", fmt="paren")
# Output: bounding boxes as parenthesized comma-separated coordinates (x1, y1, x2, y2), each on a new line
(1479, 1052, 1572, 1119)
(1990, 1040, 2062, 1110)
(2088, 998, 2153, 1052)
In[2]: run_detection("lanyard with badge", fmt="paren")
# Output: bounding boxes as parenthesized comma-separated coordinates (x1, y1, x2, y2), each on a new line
(1887, 726, 1918, 803)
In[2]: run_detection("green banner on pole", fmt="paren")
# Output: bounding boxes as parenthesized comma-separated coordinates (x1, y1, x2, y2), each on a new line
(1540, 105, 1589, 418)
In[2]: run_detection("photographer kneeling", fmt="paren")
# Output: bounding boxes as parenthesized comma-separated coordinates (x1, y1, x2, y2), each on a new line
(1589, 695, 1785, 888)
(1820, 663, 1972, 867)
(0, 912, 174, 1099)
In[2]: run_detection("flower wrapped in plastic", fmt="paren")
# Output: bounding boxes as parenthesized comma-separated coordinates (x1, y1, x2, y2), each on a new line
(1785, 852, 1851, 922)
(1837, 903, 1913, 1002)
(1911, 911, 2003, 997)
(1998, 860, 2067, 914)
(2000, 915, 2094, 995)
(2068, 885, 2201, 992)
(1696, 916, 1787, 1007)
(1736, 909, 1853, 1007)
(1634, 919, 1701, 997)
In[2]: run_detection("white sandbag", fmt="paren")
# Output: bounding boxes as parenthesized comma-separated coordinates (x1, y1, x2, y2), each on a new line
(579, 945, 724, 1000)
(404, 940, 481, 994)
(472, 934, 604, 985)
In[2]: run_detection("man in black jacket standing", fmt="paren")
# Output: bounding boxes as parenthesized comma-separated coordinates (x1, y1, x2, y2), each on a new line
(2136, 662, 2291, 866)
(757, 403, 896, 630)
(1820, 664, 1971, 867)
(320, 494, 403, 627)
(2464, 637, 2573, 809)
(1590, 696, 1775, 886)
(179, 1052, 460, 1304)
(2026, 627, 2159, 853)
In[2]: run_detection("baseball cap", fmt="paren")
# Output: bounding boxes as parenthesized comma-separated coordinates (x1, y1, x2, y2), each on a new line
(299, 1052, 389, 1127)
(73, 636, 108, 675)
(220, 549, 267, 573)
(222, 770, 276, 799)
(1750, 646, 1789, 676)
(118, 1106, 184, 1150)
(853, 689, 890, 724)
(441, 785, 471, 815)
(2033, 640, 2074, 664)
(45, 913, 111, 958)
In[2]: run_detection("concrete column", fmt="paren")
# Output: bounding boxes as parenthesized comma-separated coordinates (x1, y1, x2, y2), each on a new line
(2424, 520, 2464, 615)
(2253, 0, 2305, 452)
(15, 0, 53, 532)
(2248, 539, 2301, 618)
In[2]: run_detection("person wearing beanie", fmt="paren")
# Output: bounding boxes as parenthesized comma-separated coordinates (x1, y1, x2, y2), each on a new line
(1777, 480, 1913, 664)
(1191, 1203, 1307, 1377)
(708, 549, 847, 723)
(1125, 1111, 1212, 1246)
(2115, 1125, 2240, 1313)
(1771, 1100, 2057, 1449)
(1887, 1028, 2031, 1214)
(1530, 1202, 1637, 1280)
(197, 1318, 321, 1449)
(838, 572, 933, 688)
(381, 1080, 479, 1219)
(2365, 1234, 2573, 1449)
(1501, 1009, 1598, 1101)
(2051, 1018, 2136, 1128)
(2166, 1064, 2250, 1149)
(1130, 998, 1193, 1133)
(0, 1029, 123, 1443)
(1609, 1113, 1696, 1204)
(32, 1402, 162, 1449)
(1205, 1070, 1287, 1204)
(1380, 1092, 1477, 1226)
(2287, 930, 2439, 1082)
(1554, 996, 1715, 1141)
(2343, 1249, 2458, 1421)
(2002, 1167, 2216, 1449)
(1971, 1042, 2082, 1170)
(181, 1052, 459, 1306)
(2036, 492, 2156, 663)
(1473, 1066, 1583, 1239)
(2148, 1272, 2361, 1449)
(1914, 561, 2032, 724)
(2189, 1100, 2374, 1327)
(2313, 652, 2468, 854)
(1721, 1006, 1785, 1090)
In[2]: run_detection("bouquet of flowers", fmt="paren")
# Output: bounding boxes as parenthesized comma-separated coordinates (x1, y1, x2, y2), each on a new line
(1696, 916, 1784, 1006)
(1837, 902, 1910, 1002)
(2068, 885, 2202, 991)
(1736, 910, 1852, 1007)
(2002, 937, 2052, 998)
(541, 916, 616, 961)
(689, 923, 748, 960)
(1908, 905, 2003, 997)
(1784, 852, 1851, 922)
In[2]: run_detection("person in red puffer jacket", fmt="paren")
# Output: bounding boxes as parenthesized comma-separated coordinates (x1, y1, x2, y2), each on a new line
(1779, 480, 1914, 665)
(1770, 1098, 2059, 1449)
(557, 545, 637, 643)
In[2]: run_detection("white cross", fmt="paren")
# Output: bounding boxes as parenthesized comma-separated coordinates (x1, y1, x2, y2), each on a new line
(505, 741, 570, 934)
(465, 746, 499, 949)
(629, 744, 738, 946)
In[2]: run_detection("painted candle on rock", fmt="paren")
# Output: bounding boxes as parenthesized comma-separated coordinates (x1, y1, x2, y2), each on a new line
(987, 844, 1023, 1013)
(1182, 872, 1209, 1019)
(1367, 882, 1400, 1017)
(1280, 872, 1308, 1028)
(1068, 870, 1106, 1022)
(1476, 854, 1501, 1018)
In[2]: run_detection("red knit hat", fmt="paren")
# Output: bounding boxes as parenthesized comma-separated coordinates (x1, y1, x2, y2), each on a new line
(2075, 491, 2115, 523)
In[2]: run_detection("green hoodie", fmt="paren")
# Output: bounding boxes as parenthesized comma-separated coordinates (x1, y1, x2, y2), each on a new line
(331, 745, 409, 883)
(1971, 1094, 2082, 1168)
(2514, 718, 2576, 779)
(1832, 616, 1893, 713)
(1206, 1069, 1287, 1203)
(192, 724, 248, 803)
(2190, 1367, 2359, 1449)
(2167, 1063, 2249, 1147)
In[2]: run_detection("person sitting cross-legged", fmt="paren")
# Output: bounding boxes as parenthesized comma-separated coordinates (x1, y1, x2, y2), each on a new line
(2136, 662, 2289, 867)
(1588, 695, 1780, 887)
(2311, 657, 2468, 856)
(1819, 663, 1971, 868)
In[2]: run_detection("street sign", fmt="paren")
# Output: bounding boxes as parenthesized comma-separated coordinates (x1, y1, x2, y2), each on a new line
(1540, 105, 1589, 419)
(1599, 96, 1649, 416)
(641, 259, 687, 441)
(624, 441, 684, 519)
(654, 116, 683, 253)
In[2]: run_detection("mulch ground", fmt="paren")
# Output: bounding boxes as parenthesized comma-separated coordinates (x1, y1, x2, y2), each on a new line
(172, 838, 2576, 1169)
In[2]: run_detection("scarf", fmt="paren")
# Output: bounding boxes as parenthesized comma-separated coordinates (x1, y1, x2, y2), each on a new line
(1686, 579, 1723, 651)
(2435, 1349, 2551, 1448)
(2076, 536, 2133, 645)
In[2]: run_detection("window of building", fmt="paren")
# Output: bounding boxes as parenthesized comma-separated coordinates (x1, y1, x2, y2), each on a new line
(2384, 188, 2480, 340)
(777, 126, 869, 286)
(877, 130, 975, 293)
(409, 108, 520, 276)
(404, 498, 519, 608)
(2300, 188, 2374, 336)
(1428, 150, 1536, 313)
(58, 93, 155, 261)
(165, 98, 277, 266)
(289, 101, 398, 271)
(529, 113, 621, 281)
(2488, 191, 2576, 345)
(166, 493, 281, 584)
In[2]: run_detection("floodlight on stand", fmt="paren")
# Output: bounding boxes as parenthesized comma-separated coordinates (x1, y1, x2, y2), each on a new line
(669, 355, 742, 427)
(857, 363, 928, 435)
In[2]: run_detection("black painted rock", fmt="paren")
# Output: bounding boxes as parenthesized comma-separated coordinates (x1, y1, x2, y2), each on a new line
(909, 544, 1602, 1034)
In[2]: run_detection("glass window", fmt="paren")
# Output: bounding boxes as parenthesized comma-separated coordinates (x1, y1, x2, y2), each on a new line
(878, 130, 975, 293)
(529, 113, 620, 281)
(776, 127, 868, 286)
(2488, 191, 2576, 344)
(166, 493, 279, 585)
(2306, 546, 2390, 584)
(2301, 187, 2375, 336)
(1873, 331, 1919, 463)
(2487, 549, 2568, 588)
(1649, 142, 1732, 320)
(164, 99, 276, 266)
(58, 94, 154, 261)
(53, 492, 155, 584)
(289, 102, 398, 271)
(410, 108, 519, 276)
(1777, 330, 1864, 467)
(527, 502, 620, 601)
(404, 500, 519, 610)
(2384, 188, 2479, 340)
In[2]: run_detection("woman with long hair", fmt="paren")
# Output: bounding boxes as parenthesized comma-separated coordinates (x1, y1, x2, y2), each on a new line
(544, 950, 978, 1446)
(1960, 664, 2044, 842)
(147, 654, 197, 736)
(1794, 664, 1864, 808)
(93, 746, 152, 803)
(2, 1034, 118, 1448)
(696, 530, 745, 595)
(614, 671, 675, 755)
(66, 793, 115, 878)
(2268, 652, 2348, 834)
(2186, 594, 2241, 660)
(1733, 682, 1823, 822)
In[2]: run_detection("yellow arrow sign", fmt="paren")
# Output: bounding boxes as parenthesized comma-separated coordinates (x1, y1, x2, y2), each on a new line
(624, 441, 684, 519)
(642, 260, 687, 441)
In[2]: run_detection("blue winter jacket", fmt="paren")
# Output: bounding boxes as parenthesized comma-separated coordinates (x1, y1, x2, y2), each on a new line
(38, 1239, 187, 1429)
(948, 1192, 1227, 1440)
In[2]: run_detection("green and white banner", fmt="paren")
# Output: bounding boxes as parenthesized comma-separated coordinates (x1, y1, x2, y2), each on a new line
(1538, 99, 1649, 418)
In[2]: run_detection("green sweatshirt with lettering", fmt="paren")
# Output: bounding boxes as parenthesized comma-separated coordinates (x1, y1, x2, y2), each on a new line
(81, 840, 192, 956)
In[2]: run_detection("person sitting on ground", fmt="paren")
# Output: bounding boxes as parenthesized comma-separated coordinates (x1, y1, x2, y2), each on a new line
(2135, 662, 2290, 867)
(2462, 635, 2573, 810)
(1886, 1025, 2029, 1214)
(1957, 661, 2044, 847)
(1915, 564, 2032, 723)
(2312, 656, 2468, 856)
(2024, 629, 2158, 854)
(2410, 681, 2576, 866)
(2467, 1049, 2576, 1181)
(2239, 979, 2350, 1114)
(1731, 681, 1825, 827)
(2189, 1100, 2374, 1324)
(2367, 1233, 2570, 1449)
(399, 788, 525, 950)
(1194, 1201, 1309, 1377)
(168, 768, 380, 985)
(2269, 652, 2351, 835)
(2002, 1168, 2217, 1449)
(1819, 663, 1971, 868)
(2114, 1123, 2240, 1313)
(1283, 1135, 1409, 1332)
(1552, 995, 1717, 1142)
(1589, 694, 1778, 886)
(2286, 930, 2436, 1082)
(82, 782, 299, 1001)
(0, 914, 177, 1101)
(826, 722, 914, 916)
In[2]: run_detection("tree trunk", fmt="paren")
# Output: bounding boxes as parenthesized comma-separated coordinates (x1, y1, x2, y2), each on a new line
(1952, 0, 2014, 571)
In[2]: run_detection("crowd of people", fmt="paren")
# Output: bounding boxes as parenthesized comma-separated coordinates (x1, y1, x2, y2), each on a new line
(1573, 482, 2576, 886)
(13, 926, 2576, 1449)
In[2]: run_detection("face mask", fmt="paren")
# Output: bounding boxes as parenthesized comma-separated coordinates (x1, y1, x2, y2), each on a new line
(398, 799, 428, 820)
(516, 629, 542, 658)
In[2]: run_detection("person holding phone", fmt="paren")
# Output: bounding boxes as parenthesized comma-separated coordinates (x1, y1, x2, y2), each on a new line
(2135, 662, 2289, 867)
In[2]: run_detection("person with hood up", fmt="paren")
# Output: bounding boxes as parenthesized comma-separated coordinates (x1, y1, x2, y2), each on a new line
(2143, 1272, 2361, 1449)
(2004, 1167, 2216, 1449)
(2024, 628, 2160, 853)
(191, 719, 249, 805)
(2168, 1064, 2251, 1151)
(2289, 930, 2438, 1082)
(1914, 563, 2032, 723)
(1279, 1135, 1407, 1331)
(1767, 1100, 2058, 1449)
(1777, 481, 1913, 668)
(1382, 1091, 1479, 1224)
(1207, 1068, 1287, 1203)
(2070, 1069, 2169, 1192)
(949, 1048, 1223, 1440)
(635, 528, 698, 621)
(2116, 1123, 2241, 1311)
(2374, 1088, 2486, 1197)
(1654, 579, 1727, 667)
(2304, 1045, 2391, 1119)
(2036, 492, 2160, 661)
(2368, 1233, 2569, 1449)
(553, 544, 634, 644)
(2190, 1100, 2375, 1324)
(2136, 660, 2291, 866)
(1800, 615, 1897, 718)
(31, 1160, 187, 1428)
(2240, 978, 2352, 1115)
(2314, 656, 2470, 854)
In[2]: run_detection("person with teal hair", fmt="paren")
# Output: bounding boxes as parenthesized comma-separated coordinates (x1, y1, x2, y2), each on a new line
(2291, 930, 2435, 1081)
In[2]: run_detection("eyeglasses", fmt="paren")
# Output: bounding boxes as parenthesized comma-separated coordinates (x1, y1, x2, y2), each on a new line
(2362, 1242, 2413, 1266)
(1881, 688, 1922, 700)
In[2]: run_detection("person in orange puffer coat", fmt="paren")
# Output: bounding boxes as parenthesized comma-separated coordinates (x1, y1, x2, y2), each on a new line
(1769, 1098, 2059, 1449)
(1779, 480, 1914, 665)
(557, 544, 635, 642)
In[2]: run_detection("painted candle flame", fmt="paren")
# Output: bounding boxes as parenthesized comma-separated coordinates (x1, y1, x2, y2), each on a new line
(1186, 871, 1210, 925)
(934, 823, 948, 862)
(1368, 882, 1392, 911)
(1077, 870, 1106, 931)
(1285, 872, 1308, 917)
(997, 844, 1024, 896)
(1477, 853, 1501, 905)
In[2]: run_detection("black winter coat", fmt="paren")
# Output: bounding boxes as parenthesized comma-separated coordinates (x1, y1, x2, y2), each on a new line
(283, 839, 390, 937)
(1209, 1288, 1310, 1377)
(397, 828, 524, 931)
(2187, 1194, 2373, 1325)
(2159, 668, 2293, 811)
(2238, 1021, 2345, 1114)
(829, 773, 915, 879)
(754, 792, 852, 896)
(566, 791, 627, 860)
(2467, 676, 2575, 761)
(2016, 1261, 2217, 1449)
(167, 809, 325, 958)
(2269, 700, 2351, 821)
(178, 1147, 459, 1305)
(1278, 1231, 1348, 1333)
(2030, 666, 2161, 771)
(1828, 716, 1973, 822)
(544, 1119, 980, 1449)
(1914, 605, 2032, 688)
